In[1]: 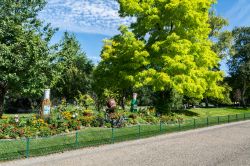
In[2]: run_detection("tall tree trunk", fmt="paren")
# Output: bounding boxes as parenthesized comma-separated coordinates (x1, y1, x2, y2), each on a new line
(121, 89, 126, 110)
(0, 84, 7, 118)
(205, 97, 209, 108)
(241, 80, 247, 108)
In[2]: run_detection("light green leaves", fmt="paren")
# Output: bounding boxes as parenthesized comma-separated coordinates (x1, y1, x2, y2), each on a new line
(96, 0, 225, 102)
(94, 26, 149, 92)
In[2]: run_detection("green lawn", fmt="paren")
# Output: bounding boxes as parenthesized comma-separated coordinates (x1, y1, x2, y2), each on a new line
(175, 107, 250, 119)
(1, 109, 250, 161)
(4, 107, 250, 120)
(3, 113, 34, 118)
(1, 107, 250, 161)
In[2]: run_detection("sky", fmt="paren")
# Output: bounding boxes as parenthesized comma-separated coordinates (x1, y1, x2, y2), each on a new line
(39, 0, 250, 71)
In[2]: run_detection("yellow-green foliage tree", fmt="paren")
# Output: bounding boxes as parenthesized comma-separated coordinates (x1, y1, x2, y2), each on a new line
(93, 26, 149, 100)
(95, 0, 225, 111)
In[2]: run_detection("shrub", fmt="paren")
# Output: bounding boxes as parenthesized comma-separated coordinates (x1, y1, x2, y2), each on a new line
(160, 114, 182, 124)
(127, 118, 137, 125)
(82, 110, 94, 116)
(0, 115, 8, 119)
(94, 112, 105, 127)
(144, 115, 159, 124)
(105, 122, 112, 128)
(81, 116, 95, 127)
(160, 115, 172, 123)
(24, 126, 37, 137)
(135, 117, 147, 124)
(128, 113, 137, 119)
(69, 120, 81, 130)
(76, 94, 95, 109)
(31, 118, 48, 128)
(38, 126, 51, 137)
(62, 111, 72, 120)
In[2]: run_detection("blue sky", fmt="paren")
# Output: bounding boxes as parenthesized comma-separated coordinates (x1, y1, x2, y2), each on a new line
(39, 0, 250, 71)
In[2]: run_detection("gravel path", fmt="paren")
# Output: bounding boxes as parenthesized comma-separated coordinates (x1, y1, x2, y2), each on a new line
(2, 120, 250, 166)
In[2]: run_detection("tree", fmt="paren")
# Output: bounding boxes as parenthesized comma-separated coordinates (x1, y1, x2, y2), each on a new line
(0, 0, 57, 117)
(233, 89, 241, 105)
(201, 11, 233, 107)
(53, 32, 93, 100)
(96, 0, 225, 112)
(93, 26, 149, 107)
(228, 27, 250, 107)
(209, 10, 233, 59)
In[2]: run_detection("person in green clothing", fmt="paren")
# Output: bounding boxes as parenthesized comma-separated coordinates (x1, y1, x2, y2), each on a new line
(130, 93, 138, 112)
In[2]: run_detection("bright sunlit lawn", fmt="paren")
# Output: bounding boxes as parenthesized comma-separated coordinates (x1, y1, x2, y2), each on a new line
(3, 107, 250, 120)
(177, 107, 250, 119)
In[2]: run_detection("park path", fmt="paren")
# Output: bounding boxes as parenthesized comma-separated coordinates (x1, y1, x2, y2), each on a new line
(2, 120, 250, 166)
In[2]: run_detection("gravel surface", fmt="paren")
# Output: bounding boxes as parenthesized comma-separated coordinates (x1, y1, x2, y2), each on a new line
(2, 120, 250, 166)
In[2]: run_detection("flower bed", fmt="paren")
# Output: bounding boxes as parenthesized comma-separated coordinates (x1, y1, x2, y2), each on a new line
(0, 104, 182, 139)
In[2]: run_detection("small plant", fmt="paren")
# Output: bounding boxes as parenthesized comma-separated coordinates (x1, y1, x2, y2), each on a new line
(62, 111, 72, 120)
(128, 113, 137, 119)
(81, 116, 95, 127)
(144, 115, 159, 124)
(0, 115, 8, 119)
(95, 112, 105, 127)
(105, 122, 112, 128)
(76, 94, 95, 109)
(160, 114, 179, 123)
(38, 126, 51, 137)
(82, 110, 94, 116)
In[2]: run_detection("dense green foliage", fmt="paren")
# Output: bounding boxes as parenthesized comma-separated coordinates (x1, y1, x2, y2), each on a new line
(93, 26, 149, 108)
(228, 27, 250, 106)
(53, 32, 93, 100)
(0, 2, 94, 115)
(95, 0, 226, 112)
(0, 0, 58, 117)
(0, 0, 248, 127)
(209, 10, 233, 59)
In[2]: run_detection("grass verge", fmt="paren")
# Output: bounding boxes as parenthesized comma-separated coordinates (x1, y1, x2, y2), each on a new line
(1, 111, 250, 161)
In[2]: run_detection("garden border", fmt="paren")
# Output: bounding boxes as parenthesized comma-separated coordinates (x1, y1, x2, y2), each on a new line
(1, 112, 250, 161)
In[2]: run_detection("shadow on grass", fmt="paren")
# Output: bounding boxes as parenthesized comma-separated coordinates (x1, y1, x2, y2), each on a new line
(230, 107, 249, 110)
(171, 109, 199, 117)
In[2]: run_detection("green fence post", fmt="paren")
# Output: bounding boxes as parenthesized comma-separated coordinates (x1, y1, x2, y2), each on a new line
(228, 115, 230, 123)
(111, 128, 115, 144)
(26, 138, 30, 158)
(207, 117, 209, 126)
(75, 131, 79, 147)
(218, 116, 220, 124)
(178, 120, 181, 130)
(160, 121, 162, 132)
(194, 119, 196, 128)
(138, 125, 141, 138)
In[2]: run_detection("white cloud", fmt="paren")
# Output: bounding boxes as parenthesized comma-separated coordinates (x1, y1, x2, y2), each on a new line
(39, 0, 134, 36)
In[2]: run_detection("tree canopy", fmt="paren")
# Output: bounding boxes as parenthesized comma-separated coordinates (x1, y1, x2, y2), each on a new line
(95, 0, 226, 112)
(0, 0, 59, 116)
(208, 10, 233, 59)
(228, 27, 250, 106)
(53, 32, 93, 100)
(93, 26, 149, 95)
